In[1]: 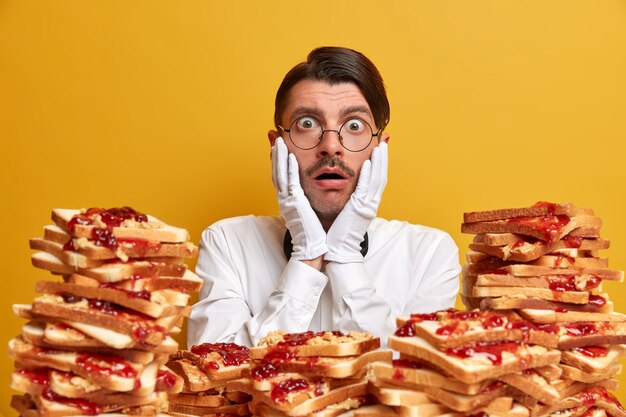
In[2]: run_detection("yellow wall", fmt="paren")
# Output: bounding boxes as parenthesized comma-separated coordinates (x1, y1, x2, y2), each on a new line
(1, 1, 625, 413)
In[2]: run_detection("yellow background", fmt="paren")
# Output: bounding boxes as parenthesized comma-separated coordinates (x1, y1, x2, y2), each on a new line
(1, 1, 625, 413)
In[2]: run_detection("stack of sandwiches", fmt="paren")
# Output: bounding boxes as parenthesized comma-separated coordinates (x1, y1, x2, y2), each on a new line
(240, 330, 391, 417)
(165, 342, 253, 416)
(460, 202, 626, 414)
(9, 207, 202, 416)
(372, 309, 561, 416)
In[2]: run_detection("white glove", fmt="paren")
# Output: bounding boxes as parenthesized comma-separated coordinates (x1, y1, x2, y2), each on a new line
(271, 137, 328, 260)
(325, 142, 388, 263)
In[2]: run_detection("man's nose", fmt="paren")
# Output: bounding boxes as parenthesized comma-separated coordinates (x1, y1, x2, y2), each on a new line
(316, 129, 344, 156)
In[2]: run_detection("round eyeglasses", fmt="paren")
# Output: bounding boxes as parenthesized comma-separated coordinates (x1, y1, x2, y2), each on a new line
(279, 116, 381, 152)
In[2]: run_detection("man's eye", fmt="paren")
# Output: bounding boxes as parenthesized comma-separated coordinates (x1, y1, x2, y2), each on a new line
(345, 118, 365, 133)
(296, 117, 319, 130)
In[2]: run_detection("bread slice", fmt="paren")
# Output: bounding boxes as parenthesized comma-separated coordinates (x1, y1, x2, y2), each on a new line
(366, 380, 432, 406)
(462, 215, 602, 243)
(172, 343, 251, 380)
(30, 294, 180, 346)
(557, 322, 626, 349)
(529, 386, 626, 417)
(371, 360, 494, 395)
(169, 393, 229, 407)
(52, 208, 190, 242)
(251, 330, 380, 359)
(31, 251, 186, 283)
(252, 350, 392, 379)
(473, 272, 603, 290)
(27, 316, 178, 353)
(466, 261, 623, 281)
(471, 286, 589, 304)
(9, 336, 143, 392)
(395, 309, 559, 349)
(469, 237, 610, 262)
(498, 368, 559, 405)
(250, 377, 339, 411)
(560, 344, 626, 372)
(463, 203, 594, 223)
(35, 280, 188, 319)
(518, 309, 626, 324)
(388, 336, 561, 384)
(166, 359, 226, 393)
(67, 270, 203, 293)
(43, 224, 197, 261)
(478, 294, 613, 313)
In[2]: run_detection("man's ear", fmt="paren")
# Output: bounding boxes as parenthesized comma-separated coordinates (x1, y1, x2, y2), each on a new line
(268, 130, 280, 146)
(380, 133, 390, 144)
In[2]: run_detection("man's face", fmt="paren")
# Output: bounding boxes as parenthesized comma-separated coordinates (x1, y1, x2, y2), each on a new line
(269, 80, 389, 225)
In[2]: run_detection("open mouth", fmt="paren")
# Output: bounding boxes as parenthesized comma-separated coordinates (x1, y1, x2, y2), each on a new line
(315, 173, 346, 180)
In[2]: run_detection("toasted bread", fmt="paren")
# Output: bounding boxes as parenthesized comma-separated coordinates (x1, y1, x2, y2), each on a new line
(395, 309, 559, 349)
(478, 295, 613, 313)
(463, 203, 594, 224)
(252, 331, 380, 359)
(557, 322, 626, 349)
(35, 280, 188, 319)
(44, 224, 197, 260)
(388, 336, 561, 384)
(253, 349, 392, 379)
(32, 251, 186, 283)
(469, 237, 609, 262)
(52, 208, 190, 242)
(371, 360, 494, 395)
(67, 270, 202, 293)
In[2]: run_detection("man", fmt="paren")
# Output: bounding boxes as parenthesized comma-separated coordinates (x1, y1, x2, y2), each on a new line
(188, 47, 460, 347)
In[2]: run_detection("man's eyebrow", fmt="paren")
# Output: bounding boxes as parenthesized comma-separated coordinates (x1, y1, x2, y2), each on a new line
(340, 105, 374, 120)
(290, 106, 324, 120)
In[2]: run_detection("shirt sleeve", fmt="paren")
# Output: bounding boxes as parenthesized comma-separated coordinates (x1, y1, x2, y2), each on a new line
(188, 224, 328, 347)
(403, 232, 461, 314)
(324, 261, 396, 338)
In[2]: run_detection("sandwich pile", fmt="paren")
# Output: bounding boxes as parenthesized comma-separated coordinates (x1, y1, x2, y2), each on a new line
(460, 202, 626, 415)
(243, 330, 390, 417)
(9, 207, 202, 416)
(374, 309, 561, 416)
(165, 342, 253, 416)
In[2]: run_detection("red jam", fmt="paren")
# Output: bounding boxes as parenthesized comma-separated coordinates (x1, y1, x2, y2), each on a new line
(588, 295, 607, 306)
(563, 235, 583, 248)
(262, 346, 298, 365)
(408, 312, 439, 321)
(512, 240, 526, 249)
(547, 274, 601, 292)
(17, 368, 50, 386)
(42, 389, 102, 415)
(67, 207, 148, 231)
(99, 283, 152, 300)
(156, 369, 178, 388)
(190, 343, 250, 367)
(278, 330, 344, 347)
(506, 214, 570, 242)
(563, 322, 600, 336)
(394, 321, 416, 337)
(92, 227, 118, 249)
(271, 378, 310, 403)
(555, 307, 569, 313)
(392, 359, 424, 369)
(446, 341, 521, 365)
(533, 201, 559, 214)
(117, 238, 162, 255)
(76, 353, 137, 378)
(61, 293, 84, 304)
(132, 322, 166, 341)
(251, 363, 279, 380)
(571, 346, 610, 358)
(576, 387, 624, 411)
(552, 254, 575, 268)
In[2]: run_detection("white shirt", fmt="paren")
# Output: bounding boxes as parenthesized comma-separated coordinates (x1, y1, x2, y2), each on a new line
(188, 215, 461, 347)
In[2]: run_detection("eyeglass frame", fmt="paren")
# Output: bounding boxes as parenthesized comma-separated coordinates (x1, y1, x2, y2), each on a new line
(278, 116, 382, 153)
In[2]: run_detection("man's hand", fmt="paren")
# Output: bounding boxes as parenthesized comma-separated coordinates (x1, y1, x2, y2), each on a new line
(325, 142, 388, 263)
(272, 137, 328, 262)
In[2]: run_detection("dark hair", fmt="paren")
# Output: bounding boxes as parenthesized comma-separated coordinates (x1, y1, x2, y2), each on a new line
(274, 46, 390, 132)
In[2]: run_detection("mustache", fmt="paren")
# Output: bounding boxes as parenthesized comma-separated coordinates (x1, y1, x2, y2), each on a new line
(305, 157, 355, 178)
